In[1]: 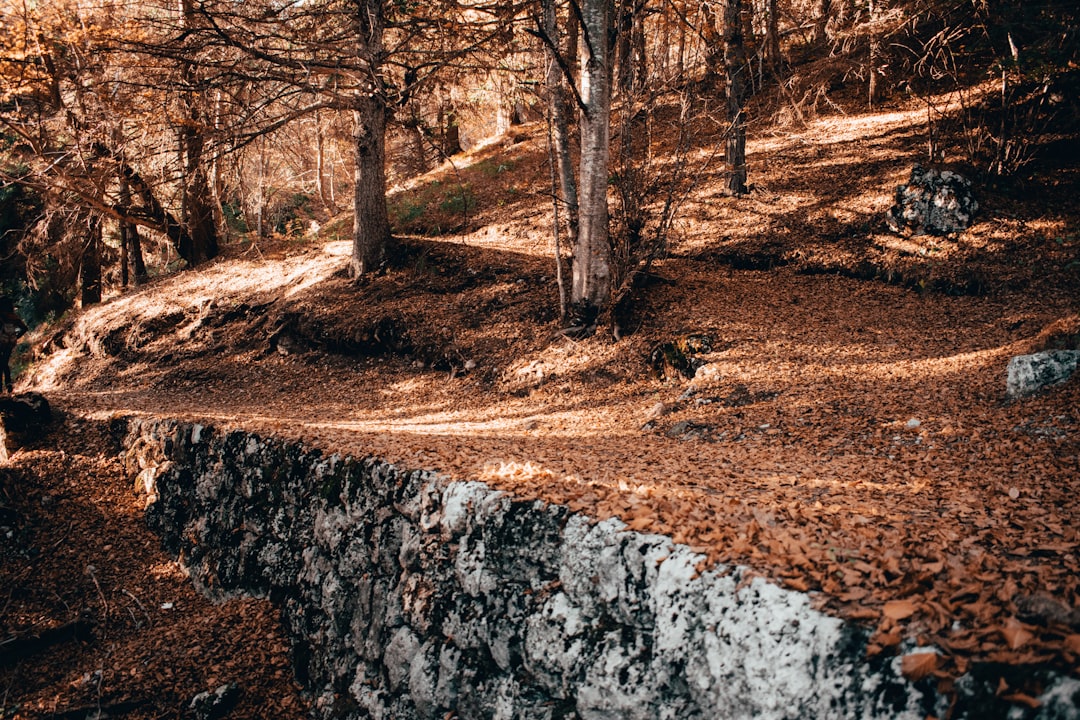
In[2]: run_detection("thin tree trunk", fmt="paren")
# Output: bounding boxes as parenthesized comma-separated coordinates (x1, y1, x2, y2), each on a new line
(724, 0, 749, 195)
(543, 0, 579, 246)
(80, 214, 102, 307)
(315, 111, 339, 214)
(542, 0, 578, 321)
(868, 0, 879, 108)
(812, 0, 831, 45)
(256, 139, 267, 238)
(572, 0, 613, 319)
(130, 223, 147, 285)
(766, 0, 781, 69)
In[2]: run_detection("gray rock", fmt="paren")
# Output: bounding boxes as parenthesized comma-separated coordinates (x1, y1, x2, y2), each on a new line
(1006, 350, 1080, 398)
(189, 683, 241, 720)
(886, 165, 978, 235)
(118, 417, 1079, 720)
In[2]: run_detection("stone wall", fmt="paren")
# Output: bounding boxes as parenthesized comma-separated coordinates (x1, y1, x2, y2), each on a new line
(116, 417, 1079, 720)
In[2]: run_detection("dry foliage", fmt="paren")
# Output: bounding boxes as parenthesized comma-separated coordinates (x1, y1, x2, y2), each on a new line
(3, 91, 1079, 714)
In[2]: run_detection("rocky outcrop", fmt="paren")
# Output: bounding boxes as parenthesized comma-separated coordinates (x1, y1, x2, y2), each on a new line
(886, 165, 978, 236)
(117, 418, 1080, 720)
(1006, 350, 1080, 398)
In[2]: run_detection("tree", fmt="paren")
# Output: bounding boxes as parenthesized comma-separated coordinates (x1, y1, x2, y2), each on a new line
(721, 0, 749, 195)
(570, 0, 614, 325)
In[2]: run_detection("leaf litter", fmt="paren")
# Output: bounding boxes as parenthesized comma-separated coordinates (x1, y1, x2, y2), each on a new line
(6, 94, 1080, 713)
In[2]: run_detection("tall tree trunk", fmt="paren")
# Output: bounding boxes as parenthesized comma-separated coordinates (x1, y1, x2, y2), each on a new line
(723, 0, 749, 196)
(180, 128, 220, 262)
(351, 94, 391, 276)
(541, 0, 579, 321)
(80, 214, 102, 307)
(543, 0, 579, 245)
(178, 0, 219, 265)
(812, 0, 832, 45)
(130, 223, 148, 285)
(765, 0, 781, 70)
(315, 111, 339, 214)
(868, 0, 880, 107)
(348, 0, 392, 278)
(118, 171, 131, 288)
(572, 0, 613, 320)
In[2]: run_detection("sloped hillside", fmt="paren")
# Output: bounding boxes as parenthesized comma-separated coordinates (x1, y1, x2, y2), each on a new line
(6, 93, 1080, 715)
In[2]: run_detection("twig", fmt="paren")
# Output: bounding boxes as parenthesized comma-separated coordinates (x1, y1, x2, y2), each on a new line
(85, 565, 109, 619)
(121, 588, 152, 628)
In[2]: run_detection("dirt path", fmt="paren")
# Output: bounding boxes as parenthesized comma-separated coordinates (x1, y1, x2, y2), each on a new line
(6, 97, 1080, 706)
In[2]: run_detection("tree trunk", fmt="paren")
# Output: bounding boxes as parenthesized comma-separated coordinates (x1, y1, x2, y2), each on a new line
(572, 0, 613, 320)
(177, 0, 219, 265)
(80, 214, 102, 307)
(723, 0, 749, 196)
(868, 0, 880, 108)
(542, 0, 579, 246)
(541, 0, 579, 321)
(766, 0, 781, 70)
(812, 0, 832, 45)
(347, 0, 392, 279)
(130, 223, 148, 285)
(351, 94, 392, 277)
(180, 129, 220, 262)
(316, 112, 339, 214)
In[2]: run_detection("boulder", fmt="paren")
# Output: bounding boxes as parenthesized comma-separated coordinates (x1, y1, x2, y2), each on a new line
(0, 393, 52, 461)
(1006, 350, 1080, 398)
(886, 165, 978, 236)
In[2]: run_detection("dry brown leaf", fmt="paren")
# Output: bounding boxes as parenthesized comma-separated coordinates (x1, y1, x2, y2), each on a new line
(900, 651, 939, 682)
(784, 576, 810, 592)
(1001, 692, 1042, 709)
(883, 599, 917, 621)
(1002, 618, 1035, 651)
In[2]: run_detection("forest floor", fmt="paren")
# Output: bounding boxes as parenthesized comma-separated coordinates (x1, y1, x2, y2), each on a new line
(2, 90, 1080, 717)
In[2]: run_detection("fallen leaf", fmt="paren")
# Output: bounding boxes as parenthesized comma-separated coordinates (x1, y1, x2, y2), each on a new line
(1001, 692, 1042, 709)
(900, 651, 938, 681)
(784, 576, 810, 592)
(883, 599, 917, 621)
(1002, 618, 1035, 650)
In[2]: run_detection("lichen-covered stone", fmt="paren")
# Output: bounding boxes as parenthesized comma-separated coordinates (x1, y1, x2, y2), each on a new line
(119, 417, 1079, 720)
(1007, 350, 1080, 398)
(886, 165, 978, 236)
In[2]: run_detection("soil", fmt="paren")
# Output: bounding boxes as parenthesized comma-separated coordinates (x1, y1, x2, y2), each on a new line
(2, 91, 1079, 717)
(1, 419, 307, 719)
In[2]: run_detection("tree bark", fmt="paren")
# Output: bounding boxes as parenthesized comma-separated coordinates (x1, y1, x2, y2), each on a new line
(572, 0, 613, 318)
(766, 0, 781, 70)
(347, 0, 392, 279)
(351, 94, 392, 277)
(542, 0, 579, 246)
(812, 0, 832, 46)
(80, 214, 102, 307)
(868, 0, 880, 108)
(315, 111, 339, 214)
(723, 0, 749, 196)
(177, 0, 219, 265)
